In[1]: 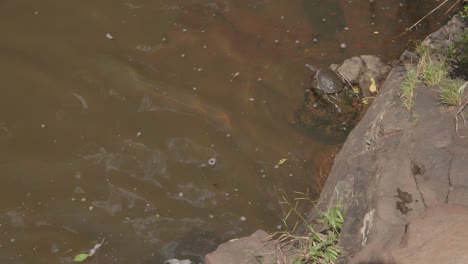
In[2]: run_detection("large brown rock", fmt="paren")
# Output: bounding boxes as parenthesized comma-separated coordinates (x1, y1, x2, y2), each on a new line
(351, 205, 468, 264)
(311, 15, 468, 263)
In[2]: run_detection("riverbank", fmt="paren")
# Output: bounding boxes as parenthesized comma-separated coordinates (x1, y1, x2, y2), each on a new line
(204, 13, 468, 264)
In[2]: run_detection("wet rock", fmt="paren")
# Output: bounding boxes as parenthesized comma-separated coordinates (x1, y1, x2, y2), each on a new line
(205, 230, 290, 264)
(295, 88, 361, 142)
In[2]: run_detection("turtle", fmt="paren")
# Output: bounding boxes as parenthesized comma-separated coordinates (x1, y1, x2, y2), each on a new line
(305, 64, 344, 94)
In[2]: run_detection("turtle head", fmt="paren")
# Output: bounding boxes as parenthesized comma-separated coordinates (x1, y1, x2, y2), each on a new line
(305, 64, 319, 73)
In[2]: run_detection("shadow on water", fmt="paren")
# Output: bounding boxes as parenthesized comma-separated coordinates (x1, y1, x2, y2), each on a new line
(0, 0, 457, 262)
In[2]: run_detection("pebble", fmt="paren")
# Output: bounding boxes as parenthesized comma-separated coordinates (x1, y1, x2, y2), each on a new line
(178, 192, 184, 197)
(340, 43, 347, 48)
(105, 33, 113, 40)
(240, 216, 247, 221)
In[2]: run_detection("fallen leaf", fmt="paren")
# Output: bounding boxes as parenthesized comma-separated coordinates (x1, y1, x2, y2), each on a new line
(73, 253, 89, 262)
(369, 78, 377, 93)
(352, 86, 360, 94)
(277, 159, 287, 165)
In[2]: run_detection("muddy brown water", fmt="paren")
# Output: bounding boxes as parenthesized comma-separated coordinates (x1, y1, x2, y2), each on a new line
(0, 0, 453, 263)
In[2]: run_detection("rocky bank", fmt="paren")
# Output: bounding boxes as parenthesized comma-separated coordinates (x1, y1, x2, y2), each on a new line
(205, 15, 468, 264)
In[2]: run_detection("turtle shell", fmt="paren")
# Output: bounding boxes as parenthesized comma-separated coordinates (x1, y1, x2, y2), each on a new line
(315, 68, 344, 94)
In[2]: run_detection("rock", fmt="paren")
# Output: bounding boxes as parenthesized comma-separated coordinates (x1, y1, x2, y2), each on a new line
(358, 55, 392, 97)
(309, 15, 468, 264)
(205, 230, 291, 264)
(337, 56, 364, 83)
(335, 55, 391, 98)
(422, 15, 468, 53)
(399, 50, 419, 63)
(350, 205, 468, 264)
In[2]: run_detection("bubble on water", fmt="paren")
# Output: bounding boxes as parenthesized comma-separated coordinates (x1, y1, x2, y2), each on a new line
(89, 206, 94, 211)
(249, 98, 255, 102)
(274, 165, 279, 169)
(209, 214, 214, 219)
(81, 197, 86, 202)
(277, 225, 282, 230)
(208, 158, 216, 166)
(178, 192, 184, 197)
(340, 43, 347, 48)
(41, 124, 45, 128)
(105, 33, 114, 39)
(240, 216, 247, 221)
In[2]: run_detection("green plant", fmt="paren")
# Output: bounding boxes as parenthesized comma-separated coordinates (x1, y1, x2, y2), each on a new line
(460, 5, 468, 19)
(400, 66, 420, 110)
(439, 79, 466, 106)
(277, 191, 344, 264)
(415, 42, 432, 58)
(421, 58, 448, 86)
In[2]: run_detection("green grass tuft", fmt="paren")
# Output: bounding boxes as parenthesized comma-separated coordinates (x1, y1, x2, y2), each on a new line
(400, 66, 420, 110)
(439, 79, 466, 106)
(278, 192, 344, 264)
(421, 58, 448, 86)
